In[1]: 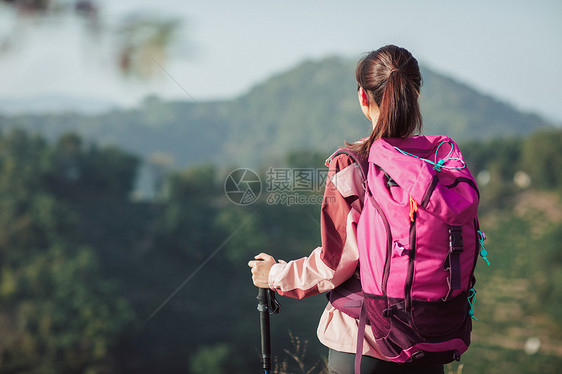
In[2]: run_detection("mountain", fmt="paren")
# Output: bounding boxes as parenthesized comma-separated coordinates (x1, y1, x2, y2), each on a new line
(0, 56, 551, 169)
(0, 94, 119, 115)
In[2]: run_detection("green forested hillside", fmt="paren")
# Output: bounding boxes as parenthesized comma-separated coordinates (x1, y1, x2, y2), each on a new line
(0, 57, 551, 171)
(0, 127, 561, 373)
(0, 55, 559, 373)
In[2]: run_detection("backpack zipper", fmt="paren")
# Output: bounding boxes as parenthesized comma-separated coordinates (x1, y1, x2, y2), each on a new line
(404, 211, 416, 312)
(407, 175, 438, 312)
(421, 175, 439, 208)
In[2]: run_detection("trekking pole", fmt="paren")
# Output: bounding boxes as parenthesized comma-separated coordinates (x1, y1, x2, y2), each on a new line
(256, 287, 280, 374)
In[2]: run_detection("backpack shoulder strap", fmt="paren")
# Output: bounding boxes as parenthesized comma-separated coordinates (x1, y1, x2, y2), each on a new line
(326, 148, 368, 212)
(327, 148, 368, 182)
(330, 148, 397, 190)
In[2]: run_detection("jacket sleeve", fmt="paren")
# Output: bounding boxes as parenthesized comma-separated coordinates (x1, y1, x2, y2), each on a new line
(268, 154, 361, 299)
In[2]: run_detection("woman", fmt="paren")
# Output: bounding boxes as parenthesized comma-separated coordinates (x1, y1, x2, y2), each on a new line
(248, 45, 444, 374)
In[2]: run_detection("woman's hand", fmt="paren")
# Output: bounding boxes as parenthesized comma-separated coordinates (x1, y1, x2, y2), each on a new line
(248, 253, 277, 288)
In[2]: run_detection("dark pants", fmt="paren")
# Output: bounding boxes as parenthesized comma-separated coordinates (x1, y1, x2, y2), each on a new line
(327, 349, 445, 374)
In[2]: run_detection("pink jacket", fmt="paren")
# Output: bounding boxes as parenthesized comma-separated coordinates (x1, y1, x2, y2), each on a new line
(268, 153, 386, 359)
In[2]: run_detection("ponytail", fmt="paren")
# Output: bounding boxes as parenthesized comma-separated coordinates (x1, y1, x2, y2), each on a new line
(347, 45, 423, 158)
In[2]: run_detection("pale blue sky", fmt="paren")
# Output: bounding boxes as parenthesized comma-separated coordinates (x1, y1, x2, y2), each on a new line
(0, 0, 561, 122)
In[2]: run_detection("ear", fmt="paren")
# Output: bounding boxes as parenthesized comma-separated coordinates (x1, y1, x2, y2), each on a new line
(359, 87, 370, 107)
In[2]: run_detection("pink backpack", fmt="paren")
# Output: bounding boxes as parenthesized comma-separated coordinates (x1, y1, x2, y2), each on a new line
(328, 135, 488, 371)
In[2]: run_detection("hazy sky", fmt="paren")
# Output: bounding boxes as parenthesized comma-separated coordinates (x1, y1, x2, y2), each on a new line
(0, 0, 561, 122)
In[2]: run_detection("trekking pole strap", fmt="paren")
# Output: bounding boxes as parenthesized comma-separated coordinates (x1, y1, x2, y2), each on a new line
(267, 289, 281, 314)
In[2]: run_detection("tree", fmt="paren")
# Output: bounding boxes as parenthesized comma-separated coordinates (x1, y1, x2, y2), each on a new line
(0, 130, 138, 373)
(521, 129, 562, 191)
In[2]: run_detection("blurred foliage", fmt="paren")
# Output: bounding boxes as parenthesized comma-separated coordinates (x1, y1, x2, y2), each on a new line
(521, 130, 562, 191)
(0, 0, 97, 18)
(0, 129, 138, 373)
(532, 223, 562, 325)
(188, 343, 231, 374)
(273, 332, 328, 374)
(116, 15, 183, 79)
(0, 1, 184, 80)
(0, 127, 561, 373)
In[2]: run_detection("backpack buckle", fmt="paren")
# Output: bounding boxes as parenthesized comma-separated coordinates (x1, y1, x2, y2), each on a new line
(382, 301, 404, 318)
(449, 226, 464, 253)
(444, 226, 464, 301)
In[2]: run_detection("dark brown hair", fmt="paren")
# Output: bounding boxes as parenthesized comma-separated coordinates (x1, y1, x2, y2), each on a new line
(348, 45, 423, 158)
